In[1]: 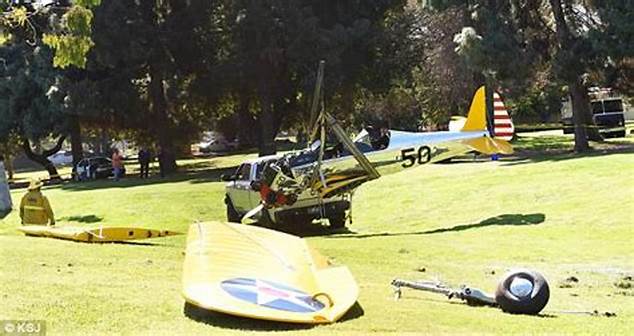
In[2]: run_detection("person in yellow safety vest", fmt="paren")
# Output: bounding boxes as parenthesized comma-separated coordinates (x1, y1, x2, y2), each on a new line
(19, 179, 55, 226)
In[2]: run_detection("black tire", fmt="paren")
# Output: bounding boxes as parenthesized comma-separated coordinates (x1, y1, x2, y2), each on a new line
(494, 270, 550, 315)
(328, 212, 347, 229)
(225, 196, 241, 223)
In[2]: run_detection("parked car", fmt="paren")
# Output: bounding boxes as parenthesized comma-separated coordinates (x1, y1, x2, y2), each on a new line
(222, 156, 350, 229)
(48, 150, 73, 166)
(73, 156, 125, 181)
(199, 139, 239, 153)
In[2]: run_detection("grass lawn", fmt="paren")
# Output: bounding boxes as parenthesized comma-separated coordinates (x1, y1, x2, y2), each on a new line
(1, 135, 633, 335)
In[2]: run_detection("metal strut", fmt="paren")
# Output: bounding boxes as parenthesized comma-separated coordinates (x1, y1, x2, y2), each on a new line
(391, 279, 497, 307)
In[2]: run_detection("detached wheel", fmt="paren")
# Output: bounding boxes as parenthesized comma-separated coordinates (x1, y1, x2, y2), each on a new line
(495, 270, 550, 315)
(328, 212, 346, 229)
(225, 196, 241, 223)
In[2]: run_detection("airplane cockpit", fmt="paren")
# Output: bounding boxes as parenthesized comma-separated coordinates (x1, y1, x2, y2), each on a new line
(282, 126, 392, 170)
(353, 126, 391, 152)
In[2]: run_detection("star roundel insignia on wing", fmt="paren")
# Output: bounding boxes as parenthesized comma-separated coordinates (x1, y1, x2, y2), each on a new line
(221, 278, 325, 313)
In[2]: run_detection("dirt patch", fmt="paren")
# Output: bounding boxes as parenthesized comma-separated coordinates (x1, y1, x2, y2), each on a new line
(613, 275, 633, 296)
(559, 276, 580, 288)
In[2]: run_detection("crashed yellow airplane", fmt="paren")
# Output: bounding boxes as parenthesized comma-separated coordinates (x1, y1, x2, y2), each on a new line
(253, 85, 514, 211)
(181, 84, 513, 323)
(182, 221, 358, 324)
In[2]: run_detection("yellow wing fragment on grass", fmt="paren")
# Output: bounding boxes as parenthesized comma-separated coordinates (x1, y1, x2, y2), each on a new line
(182, 221, 358, 324)
(18, 225, 181, 243)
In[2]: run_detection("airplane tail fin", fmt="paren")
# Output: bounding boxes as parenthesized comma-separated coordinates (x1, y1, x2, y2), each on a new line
(461, 86, 514, 154)
(462, 86, 488, 132)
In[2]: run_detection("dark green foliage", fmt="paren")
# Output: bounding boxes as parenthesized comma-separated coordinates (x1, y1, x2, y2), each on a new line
(512, 84, 563, 124)
(589, 0, 634, 95)
(195, 0, 409, 154)
(0, 44, 66, 142)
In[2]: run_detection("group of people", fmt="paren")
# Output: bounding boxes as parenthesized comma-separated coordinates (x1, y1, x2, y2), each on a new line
(111, 147, 167, 181)
(18, 146, 166, 226)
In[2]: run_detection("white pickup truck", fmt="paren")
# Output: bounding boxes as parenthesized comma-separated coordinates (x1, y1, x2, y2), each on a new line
(222, 155, 350, 229)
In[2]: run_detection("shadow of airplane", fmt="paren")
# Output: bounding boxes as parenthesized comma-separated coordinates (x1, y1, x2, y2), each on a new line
(183, 301, 364, 330)
(397, 296, 557, 318)
(258, 221, 357, 238)
(327, 213, 546, 239)
(60, 215, 103, 224)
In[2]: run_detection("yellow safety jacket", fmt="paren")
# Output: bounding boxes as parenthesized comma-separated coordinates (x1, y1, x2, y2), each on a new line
(19, 191, 55, 225)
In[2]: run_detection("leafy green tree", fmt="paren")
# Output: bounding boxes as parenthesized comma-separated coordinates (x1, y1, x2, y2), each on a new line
(212, 0, 407, 156)
(429, 0, 630, 152)
(1, 0, 101, 68)
(0, 132, 21, 179)
(65, 0, 221, 173)
(588, 1, 634, 95)
(0, 43, 68, 178)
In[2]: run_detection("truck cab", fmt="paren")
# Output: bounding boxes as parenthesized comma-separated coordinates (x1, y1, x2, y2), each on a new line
(223, 156, 350, 229)
(562, 87, 627, 138)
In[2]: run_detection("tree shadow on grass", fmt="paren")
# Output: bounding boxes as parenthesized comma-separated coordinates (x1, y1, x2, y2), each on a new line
(399, 296, 556, 318)
(327, 213, 545, 239)
(257, 221, 357, 238)
(503, 138, 634, 166)
(183, 301, 364, 330)
(57, 165, 238, 192)
(60, 215, 103, 223)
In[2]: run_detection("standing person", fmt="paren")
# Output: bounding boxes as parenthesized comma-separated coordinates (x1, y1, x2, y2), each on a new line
(19, 179, 55, 226)
(138, 148, 150, 179)
(0, 155, 12, 219)
(111, 148, 124, 181)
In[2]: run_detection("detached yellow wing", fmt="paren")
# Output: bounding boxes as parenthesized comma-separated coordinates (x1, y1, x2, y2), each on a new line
(18, 225, 181, 242)
(182, 221, 358, 324)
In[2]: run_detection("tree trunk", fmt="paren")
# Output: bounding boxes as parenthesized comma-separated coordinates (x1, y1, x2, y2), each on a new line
(258, 93, 277, 157)
(549, 0, 596, 152)
(237, 94, 257, 148)
(579, 88, 603, 142)
(569, 80, 590, 152)
(69, 116, 83, 166)
(257, 68, 278, 156)
(149, 63, 177, 174)
(22, 137, 66, 180)
(99, 129, 109, 155)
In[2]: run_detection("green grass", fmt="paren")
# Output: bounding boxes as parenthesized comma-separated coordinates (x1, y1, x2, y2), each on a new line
(1, 138, 633, 335)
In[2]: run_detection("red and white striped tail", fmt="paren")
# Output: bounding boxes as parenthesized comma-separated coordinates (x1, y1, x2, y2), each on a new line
(492, 92, 514, 141)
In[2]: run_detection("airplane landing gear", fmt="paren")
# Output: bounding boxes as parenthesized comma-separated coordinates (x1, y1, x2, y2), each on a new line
(392, 269, 550, 315)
